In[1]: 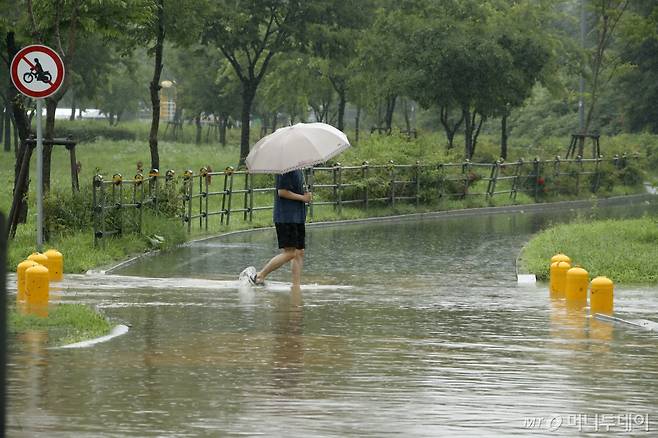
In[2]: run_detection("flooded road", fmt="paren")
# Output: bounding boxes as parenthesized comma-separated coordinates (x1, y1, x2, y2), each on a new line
(7, 197, 658, 436)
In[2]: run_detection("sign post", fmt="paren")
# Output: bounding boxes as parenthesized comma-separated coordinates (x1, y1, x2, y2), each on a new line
(9, 44, 65, 251)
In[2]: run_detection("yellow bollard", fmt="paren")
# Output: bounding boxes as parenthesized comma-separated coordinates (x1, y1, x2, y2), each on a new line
(551, 253, 571, 263)
(590, 276, 614, 315)
(552, 261, 571, 296)
(549, 254, 571, 294)
(16, 260, 38, 302)
(28, 252, 48, 267)
(565, 266, 589, 306)
(25, 264, 49, 308)
(43, 248, 63, 281)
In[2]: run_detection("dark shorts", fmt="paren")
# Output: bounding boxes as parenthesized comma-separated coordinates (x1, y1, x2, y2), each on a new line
(275, 223, 305, 249)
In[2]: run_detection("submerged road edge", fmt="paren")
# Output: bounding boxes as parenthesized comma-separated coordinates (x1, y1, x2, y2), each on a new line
(103, 193, 657, 275)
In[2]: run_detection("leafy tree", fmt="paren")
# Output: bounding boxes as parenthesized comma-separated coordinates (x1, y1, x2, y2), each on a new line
(614, 2, 658, 133)
(202, 0, 337, 165)
(355, 4, 412, 133)
(133, 0, 201, 173)
(580, 0, 631, 148)
(309, 0, 375, 131)
(171, 46, 241, 145)
(17, 0, 154, 190)
(95, 52, 148, 125)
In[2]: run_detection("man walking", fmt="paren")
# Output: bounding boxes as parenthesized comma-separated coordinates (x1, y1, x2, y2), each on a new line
(244, 169, 311, 288)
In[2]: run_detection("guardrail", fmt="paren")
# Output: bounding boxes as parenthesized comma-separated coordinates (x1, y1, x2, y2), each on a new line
(91, 153, 638, 243)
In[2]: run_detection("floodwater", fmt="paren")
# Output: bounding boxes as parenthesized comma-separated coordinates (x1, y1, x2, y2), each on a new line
(6, 196, 658, 437)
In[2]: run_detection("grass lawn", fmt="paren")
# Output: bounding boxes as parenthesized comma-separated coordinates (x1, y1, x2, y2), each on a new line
(9, 303, 112, 347)
(520, 216, 658, 284)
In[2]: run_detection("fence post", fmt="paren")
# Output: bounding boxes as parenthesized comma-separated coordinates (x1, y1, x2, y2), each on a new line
(487, 160, 500, 200)
(533, 158, 541, 202)
(134, 173, 144, 235)
(592, 155, 602, 193)
(462, 159, 471, 196)
(511, 159, 523, 201)
(92, 174, 104, 246)
(437, 163, 445, 203)
(389, 160, 396, 207)
(575, 155, 582, 194)
(332, 165, 338, 212)
(415, 161, 420, 208)
(220, 169, 229, 225)
(336, 163, 342, 215)
(199, 167, 207, 228)
(308, 167, 315, 221)
(184, 169, 193, 232)
(148, 168, 159, 212)
(112, 174, 123, 235)
(226, 166, 234, 226)
(243, 171, 250, 222)
(362, 161, 369, 210)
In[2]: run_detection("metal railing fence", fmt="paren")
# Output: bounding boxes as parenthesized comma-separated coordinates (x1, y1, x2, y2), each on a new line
(91, 154, 639, 243)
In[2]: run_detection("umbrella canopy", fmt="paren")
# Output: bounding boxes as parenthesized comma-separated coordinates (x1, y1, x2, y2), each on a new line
(246, 122, 351, 174)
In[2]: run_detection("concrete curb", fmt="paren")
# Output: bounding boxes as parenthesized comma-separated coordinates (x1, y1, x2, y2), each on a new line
(52, 324, 129, 349)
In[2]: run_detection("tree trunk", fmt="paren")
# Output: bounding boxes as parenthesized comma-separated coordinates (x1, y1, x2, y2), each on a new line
(355, 106, 361, 144)
(6, 30, 33, 239)
(440, 105, 464, 150)
(384, 95, 397, 133)
(148, 0, 165, 173)
(69, 91, 76, 121)
(402, 98, 411, 133)
(337, 87, 346, 132)
(43, 98, 58, 192)
(219, 115, 227, 146)
(239, 82, 257, 165)
(463, 107, 473, 159)
(471, 113, 485, 158)
(195, 113, 202, 144)
(3, 105, 12, 153)
(500, 112, 508, 160)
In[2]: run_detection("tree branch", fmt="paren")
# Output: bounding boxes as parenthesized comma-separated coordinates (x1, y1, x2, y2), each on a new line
(26, 0, 41, 41)
(220, 46, 245, 82)
(64, 0, 82, 63)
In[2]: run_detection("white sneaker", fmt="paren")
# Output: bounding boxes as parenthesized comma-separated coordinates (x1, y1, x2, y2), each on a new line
(239, 266, 256, 282)
(239, 266, 264, 285)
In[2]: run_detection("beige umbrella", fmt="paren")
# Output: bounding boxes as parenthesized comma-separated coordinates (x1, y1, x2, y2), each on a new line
(246, 122, 351, 174)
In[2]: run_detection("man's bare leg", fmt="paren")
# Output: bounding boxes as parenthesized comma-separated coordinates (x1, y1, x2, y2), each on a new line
(256, 247, 296, 283)
(291, 249, 304, 287)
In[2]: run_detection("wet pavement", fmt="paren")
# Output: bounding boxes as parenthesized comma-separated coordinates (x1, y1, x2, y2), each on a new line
(6, 197, 658, 436)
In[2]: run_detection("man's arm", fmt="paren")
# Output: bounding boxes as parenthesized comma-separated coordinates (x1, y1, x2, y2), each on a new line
(278, 189, 312, 203)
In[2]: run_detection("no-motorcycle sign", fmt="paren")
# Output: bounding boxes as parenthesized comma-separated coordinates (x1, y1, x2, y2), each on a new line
(10, 44, 65, 99)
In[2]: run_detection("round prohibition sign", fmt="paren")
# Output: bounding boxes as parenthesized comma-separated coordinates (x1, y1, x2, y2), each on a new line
(10, 44, 65, 99)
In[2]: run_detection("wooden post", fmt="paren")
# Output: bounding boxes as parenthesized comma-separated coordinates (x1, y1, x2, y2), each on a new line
(533, 158, 540, 202)
(185, 171, 193, 232)
(243, 172, 250, 222)
(332, 166, 338, 211)
(575, 155, 582, 194)
(389, 160, 396, 207)
(336, 163, 342, 215)
(308, 167, 315, 221)
(226, 169, 234, 226)
(362, 161, 369, 210)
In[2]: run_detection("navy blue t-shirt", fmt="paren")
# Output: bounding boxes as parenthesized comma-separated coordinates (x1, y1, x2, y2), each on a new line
(273, 170, 306, 224)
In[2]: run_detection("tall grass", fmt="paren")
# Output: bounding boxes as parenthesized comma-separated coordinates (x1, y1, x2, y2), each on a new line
(9, 303, 112, 346)
(520, 216, 658, 284)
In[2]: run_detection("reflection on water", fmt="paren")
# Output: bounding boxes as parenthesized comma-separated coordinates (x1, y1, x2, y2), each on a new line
(7, 197, 658, 436)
